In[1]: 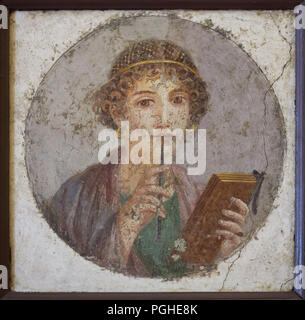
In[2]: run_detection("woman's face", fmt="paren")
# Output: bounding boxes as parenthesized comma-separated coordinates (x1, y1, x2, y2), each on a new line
(123, 73, 190, 135)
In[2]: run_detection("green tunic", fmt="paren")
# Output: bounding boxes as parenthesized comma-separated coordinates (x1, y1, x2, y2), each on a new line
(121, 192, 188, 278)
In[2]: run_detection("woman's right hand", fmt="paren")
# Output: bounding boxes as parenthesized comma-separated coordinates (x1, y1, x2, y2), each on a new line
(117, 165, 173, 261)
(118, 165, 172, 230)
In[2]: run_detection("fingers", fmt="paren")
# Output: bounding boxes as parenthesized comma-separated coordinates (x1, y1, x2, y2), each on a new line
(219, 198, 249, 236)
(217, 197, 249, 258)
(221, 209, 245, 225)
(134, 194, 168, 217)
(134, 201, 167, 219)
(230, 197, 249, 216)
(138, 194, 160, 207)
(215, 230, 241, 244)
(218, 219, 243, 235)
(138, 203, 158, 213)
(140, 185, 172, 200)
(129, 179, 171, 223)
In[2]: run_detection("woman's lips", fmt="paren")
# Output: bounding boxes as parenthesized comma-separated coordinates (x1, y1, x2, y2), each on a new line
(153, 123, 173, 135)
(153, 123, 170, 129)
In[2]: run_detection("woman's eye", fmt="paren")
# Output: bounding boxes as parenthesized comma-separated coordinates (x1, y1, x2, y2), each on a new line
(136, 99, 154, 108)
(172, 95, 186, 105)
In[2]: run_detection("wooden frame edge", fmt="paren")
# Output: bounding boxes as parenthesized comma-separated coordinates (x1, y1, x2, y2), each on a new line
(294, 0, 305, 301)
(0, 291, 302, 300)
(0, 0, 303, 10)
(0, 3, 10, 300)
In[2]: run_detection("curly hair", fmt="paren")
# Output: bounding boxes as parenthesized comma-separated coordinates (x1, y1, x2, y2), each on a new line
(93, 40, 209, 130)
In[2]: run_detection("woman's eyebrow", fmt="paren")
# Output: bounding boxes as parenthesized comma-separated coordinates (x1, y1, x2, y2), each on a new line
(169, 88, 188, 94)
(132, 90, 156, 96)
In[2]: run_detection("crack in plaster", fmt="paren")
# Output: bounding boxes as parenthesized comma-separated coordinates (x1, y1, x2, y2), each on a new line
(280, 274, 295, 290)
(262, 13, 292, 171)
(220, 247, 243, 291)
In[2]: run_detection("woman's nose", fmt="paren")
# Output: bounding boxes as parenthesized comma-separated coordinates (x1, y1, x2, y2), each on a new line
(154, 99, 170, 125)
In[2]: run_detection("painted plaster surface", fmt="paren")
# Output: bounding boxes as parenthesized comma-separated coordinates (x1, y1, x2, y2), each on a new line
(10, 10, 295, 292)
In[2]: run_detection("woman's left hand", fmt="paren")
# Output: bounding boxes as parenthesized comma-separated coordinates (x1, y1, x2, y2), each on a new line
(216, 196, 249, 258)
